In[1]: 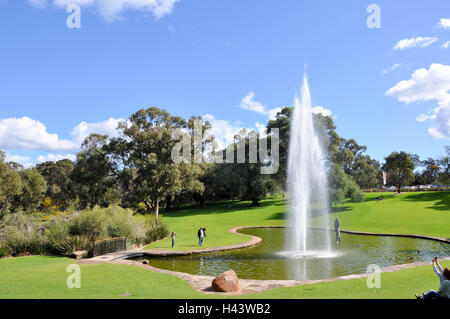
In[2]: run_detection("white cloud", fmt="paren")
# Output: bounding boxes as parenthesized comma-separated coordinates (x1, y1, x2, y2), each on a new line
(202, 114, 251, 150)
(311, 106, 332, 117)
(28, 0, 180, 22)
(386, 63, 450, 103)
(239, 92, 282, 120)
(240, 91, 267, 115)
(27, 0, 48, 8)
(0, 117, 75, 151)
(0, 116, 124, 152)
(71, 117, 123, 147)
(381, 63, 402, 75)
(440, 41, 450, 49)
(4, 152, 33, 168)
(386, 63, 450, 139)
(240, 91, 332, 121)
(393, 37, 439, 50)
(37, 153, 76, 163)
(437, 18, 450, 30)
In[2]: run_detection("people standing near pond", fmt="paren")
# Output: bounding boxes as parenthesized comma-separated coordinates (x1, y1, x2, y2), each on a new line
(171, 232, 176, 248)
(416, 257, 450, 299)
(198, 227, 206, 246)
(334, 218, 341, 246)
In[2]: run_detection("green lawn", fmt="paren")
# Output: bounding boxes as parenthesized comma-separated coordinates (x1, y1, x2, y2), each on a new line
(146, 192, 449, 250)
(0, 255, 448, 299)
(0, 191, 449, 299)
(331, 192, 449, 239)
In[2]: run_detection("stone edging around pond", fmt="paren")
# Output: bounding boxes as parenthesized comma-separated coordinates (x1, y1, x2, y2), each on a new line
(336, 229, 450, 244)
(84, 226, 450, 295)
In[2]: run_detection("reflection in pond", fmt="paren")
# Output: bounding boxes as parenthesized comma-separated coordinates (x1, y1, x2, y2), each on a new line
(130, 228, 450, 281)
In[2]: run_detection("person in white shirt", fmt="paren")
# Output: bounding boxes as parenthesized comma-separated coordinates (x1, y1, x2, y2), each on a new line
(197, 227, 206, 246)
(416, 257, 450, 299)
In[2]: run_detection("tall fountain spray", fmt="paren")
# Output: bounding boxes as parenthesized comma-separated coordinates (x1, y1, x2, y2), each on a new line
(284, 74, 332, 258)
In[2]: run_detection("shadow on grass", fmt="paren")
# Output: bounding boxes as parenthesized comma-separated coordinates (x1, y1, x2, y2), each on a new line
(265, 212, 286, 220)
(401, 192, 450, 212)
(160, 198, 287, 219)
(330, 206, 352, 214)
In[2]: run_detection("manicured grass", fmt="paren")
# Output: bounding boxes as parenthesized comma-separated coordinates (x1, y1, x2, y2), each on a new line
(0, 192, 448, 299)
(145, 198, 287, 250)
(0, 255, 448, 299)
(146, 192, 449, 250)
(330, 192, 450, 239)
(0, 256, 205, 299)
(248, 260, 450, 299)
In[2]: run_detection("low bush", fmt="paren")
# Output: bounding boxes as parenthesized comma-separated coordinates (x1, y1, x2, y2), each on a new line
(45, 222, 91, 256)
(0, 243, 9, 258)
(0, 212, 45, 256)
(0, 206, 169, 257)
(144, 215, 169, 243)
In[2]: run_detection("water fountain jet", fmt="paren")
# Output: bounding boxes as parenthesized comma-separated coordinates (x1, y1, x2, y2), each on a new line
(281, 74, 337, 259)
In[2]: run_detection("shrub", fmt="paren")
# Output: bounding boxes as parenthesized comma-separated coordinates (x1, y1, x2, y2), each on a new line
(0, 243, 9, 258)
(0, 206, 170, 257)
(347, 179, 365, 203)
(67, 208, 108, 240)
(45, 222, 91, 256)
(107, 211, 147, 243)
(0, 212, 44, 256)
(144, 215, 169, 243)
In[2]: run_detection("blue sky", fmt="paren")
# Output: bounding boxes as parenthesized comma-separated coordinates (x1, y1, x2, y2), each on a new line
(0, 0, 449, 167)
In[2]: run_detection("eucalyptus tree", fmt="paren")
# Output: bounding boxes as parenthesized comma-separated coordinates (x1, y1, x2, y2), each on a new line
(37, 159, 75, 210)
(382, 151, 415, 192)
(108, 107, 204, 219)
(0, 151, 22, 216)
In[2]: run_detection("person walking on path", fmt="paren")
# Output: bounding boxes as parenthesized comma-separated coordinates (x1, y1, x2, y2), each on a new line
(171, 232, 176, 248)
(416, 257, 450, 299)
(198, 227, 206, 246)
(334, 218, 341, 246)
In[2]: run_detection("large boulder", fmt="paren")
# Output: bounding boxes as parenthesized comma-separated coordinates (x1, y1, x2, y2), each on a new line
(212, 270, 240, 292)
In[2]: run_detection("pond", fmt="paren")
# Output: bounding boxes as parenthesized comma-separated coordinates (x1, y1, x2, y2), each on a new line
(130, 228, 450, 281)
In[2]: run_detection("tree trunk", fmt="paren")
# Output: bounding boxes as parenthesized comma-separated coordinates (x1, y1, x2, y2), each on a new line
(144, 201, 152, 214)
(155, 197, 160, 220)
(251, 198, 260, 207)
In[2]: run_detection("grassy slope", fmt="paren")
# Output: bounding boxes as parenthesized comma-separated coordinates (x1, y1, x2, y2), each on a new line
(147, 192, 449, 250)
(0, 192, 449, 299)
(331, 192, 449, 239)
(145, 198, 287, 250)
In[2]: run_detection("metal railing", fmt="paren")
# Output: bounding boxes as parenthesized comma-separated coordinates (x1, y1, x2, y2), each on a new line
(92, 237, 127, 257)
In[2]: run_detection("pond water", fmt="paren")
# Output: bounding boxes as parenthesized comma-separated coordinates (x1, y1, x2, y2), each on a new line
(130, 228, 450, 281)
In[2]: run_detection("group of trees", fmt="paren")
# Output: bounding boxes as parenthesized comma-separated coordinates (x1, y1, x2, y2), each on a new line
(0, 106, 448, 219)
(0, 152, 47, 217)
